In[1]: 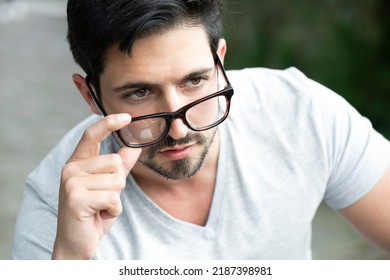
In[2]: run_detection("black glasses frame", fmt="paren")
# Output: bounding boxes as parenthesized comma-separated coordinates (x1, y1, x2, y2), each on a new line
(85, 55, 234, 148)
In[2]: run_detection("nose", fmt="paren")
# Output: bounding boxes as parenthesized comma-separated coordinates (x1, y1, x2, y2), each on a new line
(168, 118, 189, 140)
(163, 90, 189, 140)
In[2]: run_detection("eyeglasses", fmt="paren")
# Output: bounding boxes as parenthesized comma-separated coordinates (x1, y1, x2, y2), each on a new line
(86, 55, 234, 148)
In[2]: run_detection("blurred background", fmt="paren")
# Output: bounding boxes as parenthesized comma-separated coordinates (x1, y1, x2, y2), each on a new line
(224, 0, 390, 139)
(0, 0, 389, 260)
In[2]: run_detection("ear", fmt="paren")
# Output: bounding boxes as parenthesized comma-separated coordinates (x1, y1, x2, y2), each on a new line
(72, 74, 101, 115)
(216, 38, 227, 64)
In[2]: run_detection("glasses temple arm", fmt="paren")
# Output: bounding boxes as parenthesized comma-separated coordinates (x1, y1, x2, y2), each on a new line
(85, 76, 109, 117)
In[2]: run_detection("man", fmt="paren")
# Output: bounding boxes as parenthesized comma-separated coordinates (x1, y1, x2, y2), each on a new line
(13, 0, 390, 259)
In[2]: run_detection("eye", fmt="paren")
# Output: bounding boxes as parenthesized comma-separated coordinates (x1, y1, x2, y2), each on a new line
(133, 89, 147, 98)
(123, 89, 150, 103)
(190, 77, 202, 86)
(186, 77, 206, 88)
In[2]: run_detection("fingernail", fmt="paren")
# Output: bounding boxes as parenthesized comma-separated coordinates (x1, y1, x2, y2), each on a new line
(117, 114, 131, 122)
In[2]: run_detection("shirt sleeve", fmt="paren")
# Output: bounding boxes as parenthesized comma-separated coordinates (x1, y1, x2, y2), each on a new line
(306, 78, 390, 210)
(12, 177, 58, 260)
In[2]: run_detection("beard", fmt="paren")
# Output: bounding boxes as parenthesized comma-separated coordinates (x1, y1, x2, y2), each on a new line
(138, 128, 217, 180)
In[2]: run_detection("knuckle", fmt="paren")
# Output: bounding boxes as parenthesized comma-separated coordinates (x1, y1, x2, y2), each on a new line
(104, 115, 117, 129)
(107, 153, 122, 166)
(107, 192, 121, 207)
(66, 188, 84, 210)
(105, 174, 125, 193)
(106, 154, 126, 176)
(114, 203, 123, 216)
(64, 176, 80, 191)
(81, 127, 96, 142)
(61, 162, 78, 178)
(113, 174, 126, 190)
(109, 191, 120, 201)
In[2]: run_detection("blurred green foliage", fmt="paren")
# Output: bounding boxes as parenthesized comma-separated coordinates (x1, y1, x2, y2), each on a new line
(223, 0, 389, 138)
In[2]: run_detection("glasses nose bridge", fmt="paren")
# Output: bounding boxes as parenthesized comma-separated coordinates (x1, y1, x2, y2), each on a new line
(167, 108, 188, 126)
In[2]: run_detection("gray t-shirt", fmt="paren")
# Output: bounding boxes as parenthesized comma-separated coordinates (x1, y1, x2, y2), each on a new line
(12, 67, 390, 259)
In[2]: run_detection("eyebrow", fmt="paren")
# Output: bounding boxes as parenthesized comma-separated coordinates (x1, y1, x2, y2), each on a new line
(111, 67, 214, 93)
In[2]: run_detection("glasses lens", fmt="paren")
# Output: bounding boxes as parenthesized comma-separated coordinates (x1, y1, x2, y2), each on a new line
(118, 117, 167, 146)
(186, 94, 228, 130)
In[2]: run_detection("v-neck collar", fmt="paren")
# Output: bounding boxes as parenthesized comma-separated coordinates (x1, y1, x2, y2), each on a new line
(124, 124, 228, 239)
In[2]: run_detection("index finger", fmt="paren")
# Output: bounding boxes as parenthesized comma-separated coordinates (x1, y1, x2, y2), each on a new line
(70, 114, 131, 161)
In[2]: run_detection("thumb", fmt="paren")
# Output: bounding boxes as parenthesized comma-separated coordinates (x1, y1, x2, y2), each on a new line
(117, 147, 142, 176)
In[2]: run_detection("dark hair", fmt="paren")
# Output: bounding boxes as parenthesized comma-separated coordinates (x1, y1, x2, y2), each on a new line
(67, 0, 225, 89)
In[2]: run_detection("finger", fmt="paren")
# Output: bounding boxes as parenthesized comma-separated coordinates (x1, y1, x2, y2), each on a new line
(117, 146, 142, 176)
(65, 173, 126, 193)
(70, 114, 131, 161)
(82, 191, 123, 218)
(64, 154, 126, 177)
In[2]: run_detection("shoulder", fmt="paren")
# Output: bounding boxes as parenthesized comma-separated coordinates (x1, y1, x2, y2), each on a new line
(226, 67, 322, 113)
(227, 66, 309, 93)
(25, 114, 106, 207)
(226, 66, 363, 124)
(227, 66, 346, 102)
(225, 67, 329, 133)
(226, 67, 390, 210)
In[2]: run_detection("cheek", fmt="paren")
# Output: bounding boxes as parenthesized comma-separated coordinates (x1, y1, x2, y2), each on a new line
(201, 127, 218, 147)
(138, 148, 151, 162)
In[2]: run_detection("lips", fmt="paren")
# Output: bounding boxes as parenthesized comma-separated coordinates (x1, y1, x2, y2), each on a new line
(159, 144, 195, 161)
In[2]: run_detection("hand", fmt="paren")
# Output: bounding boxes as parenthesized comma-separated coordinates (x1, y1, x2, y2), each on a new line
(52, 114, 141, 259)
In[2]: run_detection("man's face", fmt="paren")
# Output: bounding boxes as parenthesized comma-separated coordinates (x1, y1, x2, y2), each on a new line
(98, 26, 225, 179)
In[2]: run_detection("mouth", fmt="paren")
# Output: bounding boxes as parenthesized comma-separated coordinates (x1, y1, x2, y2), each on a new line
(158, 144, 196, 161)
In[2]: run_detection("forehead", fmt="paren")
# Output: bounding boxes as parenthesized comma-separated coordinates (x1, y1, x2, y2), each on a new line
(100, 26, 214, 87)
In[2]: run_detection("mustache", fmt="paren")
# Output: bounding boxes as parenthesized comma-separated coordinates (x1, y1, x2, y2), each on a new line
(147, 133, 207, 155)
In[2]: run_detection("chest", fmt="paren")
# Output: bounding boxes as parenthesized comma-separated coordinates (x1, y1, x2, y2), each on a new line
(146, 183, 215, 226)
(100, 175, 319, 259)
